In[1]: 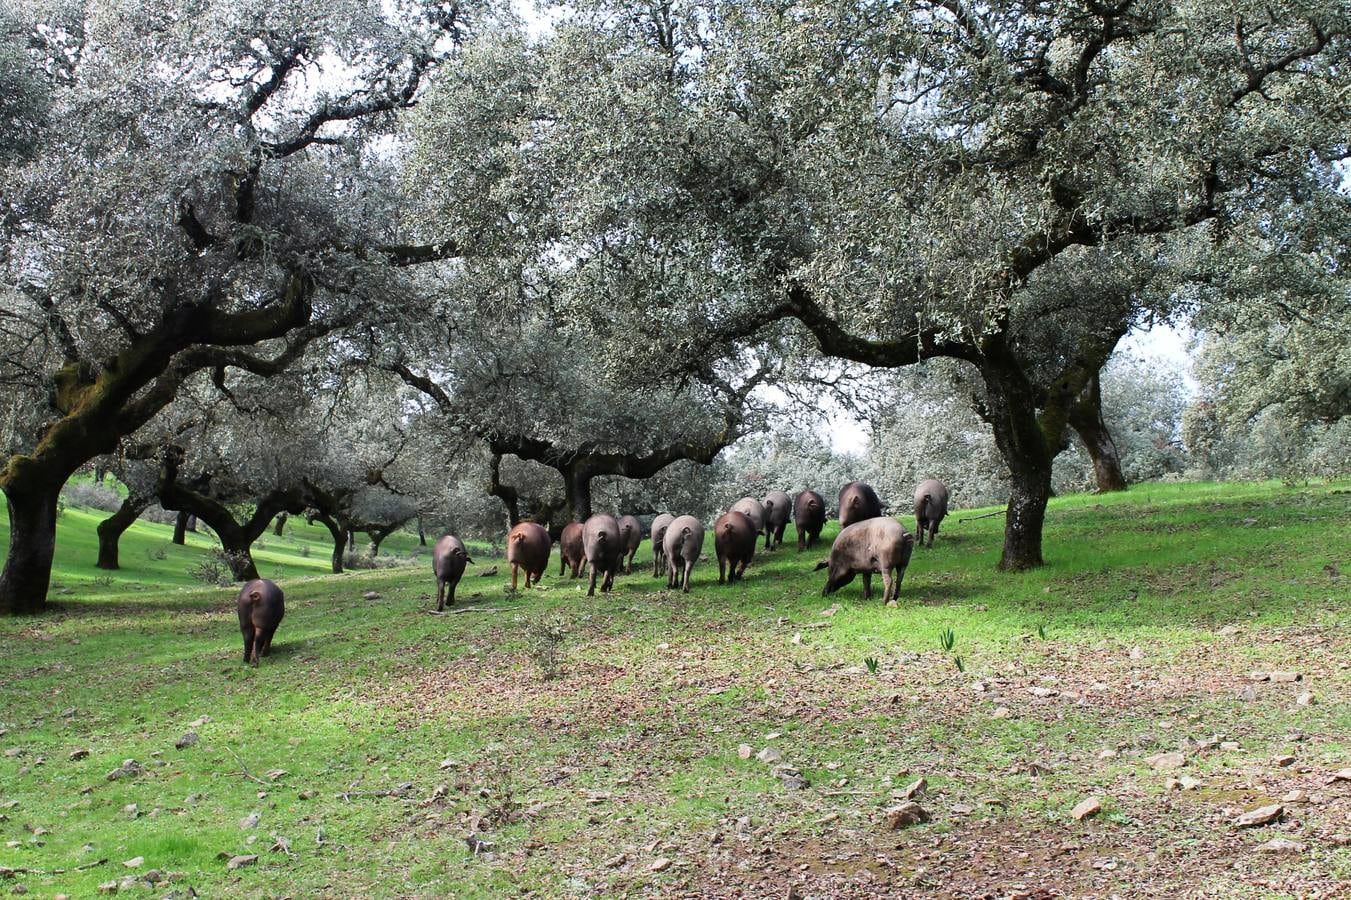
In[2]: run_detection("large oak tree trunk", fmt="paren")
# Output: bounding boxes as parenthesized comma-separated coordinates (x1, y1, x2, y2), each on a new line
(565, 466, 594, 523)
(308, 511, 346, 574)
(172, 510, 190, 545)
(96, 493, 152, 570)
(978, 348, 1056, 571)
(1068, 373, 1128, 493)
(273, 513, 288, 536)
(0, 479, 64, 614)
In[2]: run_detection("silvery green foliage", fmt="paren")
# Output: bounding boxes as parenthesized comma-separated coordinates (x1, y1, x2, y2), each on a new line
(0, 0, 480, 456)
(869, 354, 1190, 507)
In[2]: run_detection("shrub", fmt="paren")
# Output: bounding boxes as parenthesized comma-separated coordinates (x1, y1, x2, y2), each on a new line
(522, 613, 569, 681)
(60, 480, 123, 512)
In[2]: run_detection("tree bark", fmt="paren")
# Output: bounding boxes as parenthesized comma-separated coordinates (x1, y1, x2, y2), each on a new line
(1068, 372, 1128, 492)
(308, 511, 346, 574)
(977, 345, 1057, 571)
(565, 465, 594, 523)
(0, 478, 64, 614)
(173, 510, 190, 545)
(273, 513, 288, 536)
(417, 517, 427, 546)
(96, 493, 152, 570)
(186, 514, 198, 532)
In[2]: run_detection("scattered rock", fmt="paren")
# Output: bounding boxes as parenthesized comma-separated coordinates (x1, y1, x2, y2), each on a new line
(362, 591, 381, 600)
(1071, 797, 1102, 821)
(3, 748, 24, 758)
(1274, 755, 1295, 767)
(883, 802, 930, 830)
(1166, 775, 1202, 791)
(951, 803, 974, 816)
(105, 759, 143, 781)
(1027, 687, 1057, 698)
(1257, 837, 1306, 854)
(174, 732, 198, 750)
(1220, 741, 1241, 752)
(902, 778, 927, 800)
(298, 790, 315, 800)
(992, 707, 1011, 719)
(650, 857, 672, 872)
(755, 747, 781, 764)
(1146, 752, 1186, 772)
(1129, 646, 1144, 660)
(225, 854, 257, 871)
(1235, 804, 1283, 828)
(69, 748, 91, 761)
(1327, 768, 1351, 784)
(97, 882, 118, 894)
(1097, 749, 1117, 760)
(1283, 790, 1308, 803)
(124, 804, 138, 819)
(477, 567, 497, 577)
(122, 857, 143, 868)
(188, 717, 209, 728)
(239, 812, 259, 830)
(603, 852, 627, 868)
(1269, 672, 1302, 683)
(736, 744, 752, 760)
(265, 769, 287, 781)
(772, 766, 810, 790)
(1295, 691, 1315, 706)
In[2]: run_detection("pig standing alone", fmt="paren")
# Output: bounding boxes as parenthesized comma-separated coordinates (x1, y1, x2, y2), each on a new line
(237, 578, 284, 666)
(761, 490, 792, 550)
(558, 522, 586, 578)
(714, 510, 756, 583)
(814, 518, 915, 605)
(838, 481, 883, 528)
(794, 489, 826, 551)
(731, 497, 765, 537)
(663, 515, 704, 592)
(584, 514, 623, 596)
(507, 522, 552, 590)
(913, 479, 950, 548)
(649, 513, 675, 577)
(432, 534, 474, 610)
(617, 514, 643, 574)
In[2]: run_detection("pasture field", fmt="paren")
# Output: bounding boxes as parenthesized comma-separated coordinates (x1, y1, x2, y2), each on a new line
(2, 481, 1349, 898)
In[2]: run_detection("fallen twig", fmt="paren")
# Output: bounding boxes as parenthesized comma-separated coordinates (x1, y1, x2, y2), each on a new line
(446, 606, 506, 614)
(223, 746, 269, 786)
(958, 509, 1007, 523)
(0, 858, 108, 877)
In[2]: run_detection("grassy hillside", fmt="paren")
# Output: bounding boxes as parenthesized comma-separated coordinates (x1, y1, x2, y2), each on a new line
(1, 481, 1348, 898)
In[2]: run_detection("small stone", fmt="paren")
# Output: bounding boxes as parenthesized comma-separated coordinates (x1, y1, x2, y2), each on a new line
(1327, 768, 1351, 784)
(239, 812, 260, 829)
(1274, 755, 1296, 767)
(124, 804, 138, 819)
(651, 857, 672, 872)
(902, 778, 927, 800)
(1269, 672, 1302, 683)
(1235, 803, 1284, 828)
(174, 732, 198, 750)
(298, 790, 315, 800)
(951, 803, 974, 816)
(1295, 691, 1315, 706)
(1146, 752, 1186, 772)
(992, 706, 1011, 719)
(1257, 837, 1306, 854)
(97, 882, 118, 894)
(883, 802, 930, 829)
(105, 759, 143, 781)
(603, 852, 627, 868)
(122, 857, 143, 868)
(69, 748, 91, 761)
(1283, 789, 1308, 803)
(1129, 646, 1143, 660)
(1071, 797, 1102, 821)
(1097, 749, 1117, 760)
(225, 854, 257, 870)
(3, 748, 23, 758)
(1027, 687, 1057, 698)
(756, 747, 781, 764)
(1220, 741, 1241, 752)
(1176, 775, 1202, 791)
(737, 744, 752, 760)
(188, 717, 209, 728)
(362, 591, 381, 600)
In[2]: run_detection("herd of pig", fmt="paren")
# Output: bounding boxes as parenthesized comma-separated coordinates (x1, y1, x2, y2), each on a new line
(235, 479, 950, 666)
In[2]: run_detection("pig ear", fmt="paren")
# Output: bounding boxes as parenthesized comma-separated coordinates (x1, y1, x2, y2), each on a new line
(464, 556, 475, 565)
(813, 560, 829, 571)
(903, 533, 915, 547)
(249, 590, 262, 602)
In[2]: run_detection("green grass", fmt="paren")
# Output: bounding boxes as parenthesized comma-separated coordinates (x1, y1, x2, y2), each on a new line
(1, 480, 1349, 897)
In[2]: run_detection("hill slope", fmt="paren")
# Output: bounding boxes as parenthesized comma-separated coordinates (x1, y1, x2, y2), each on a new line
(1, 481, 1349, 897)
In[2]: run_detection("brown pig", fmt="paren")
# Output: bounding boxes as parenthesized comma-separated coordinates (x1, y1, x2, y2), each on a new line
(507, 522, 552, 591)
(761, 490, 792, 549)
(432, 534, 474, 611)
(558, 522, 585, 578)
(913, 479, 950, 548)
(237, 578, 284, 666)
(814, 518, 915, 605)
(650, 513, 675, 577)
(794, 490, 826, 551)
(663, 515, 704, 592)
(714, 510, 757, 583)
(584, 514, 623, 596)
(617, 514, 643, 574)
(838, 481, 883, 528)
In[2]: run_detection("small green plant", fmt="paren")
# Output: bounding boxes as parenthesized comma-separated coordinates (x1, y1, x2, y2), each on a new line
(145, 545, 168, 561)
(523, 613, 569, 681)
(954, 656, 965, 673)
(1037, 624, 1047, 640)
(298, 543, 311, 558)
(939, 627, 956, 653)
(91, 574, 115, 588)
(864, 656, 880, 675)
